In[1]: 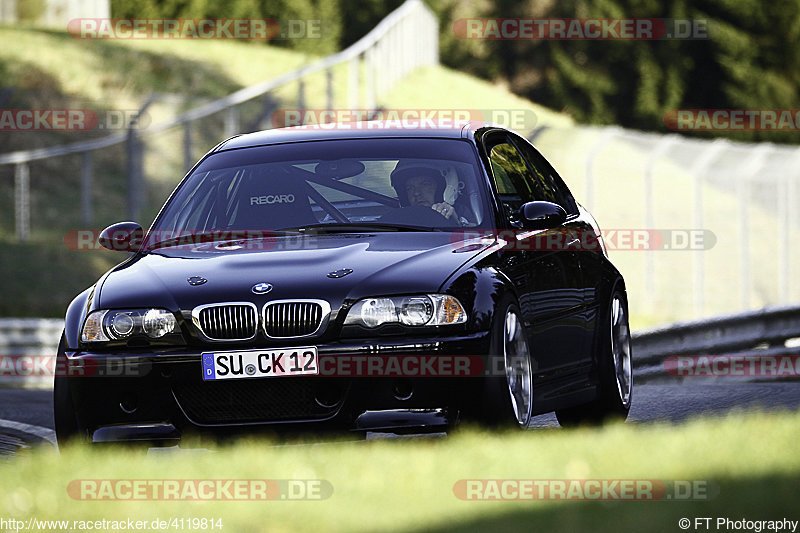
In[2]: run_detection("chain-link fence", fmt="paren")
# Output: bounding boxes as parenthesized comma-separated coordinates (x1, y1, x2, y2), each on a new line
(534, 125, 800, 324)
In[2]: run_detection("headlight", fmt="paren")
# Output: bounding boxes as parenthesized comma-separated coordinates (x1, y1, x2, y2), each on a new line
(142, 309, 178, 338)
(399, 296, 433, 325)
(344, 294, 467, 328)
(360, 298, 397, 328)
(110, 312, 135, 337)
(81, 310, 109, 342)
(81, 308, 180, 344)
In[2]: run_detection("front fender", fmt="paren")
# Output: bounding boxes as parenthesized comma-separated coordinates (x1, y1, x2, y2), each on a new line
(64, 286, 94, 350)
(441, 263, 518, 334)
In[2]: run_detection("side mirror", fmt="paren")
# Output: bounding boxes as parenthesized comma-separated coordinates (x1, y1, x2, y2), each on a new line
(98, 222, 144, 252)
(520, 201, 567, 230)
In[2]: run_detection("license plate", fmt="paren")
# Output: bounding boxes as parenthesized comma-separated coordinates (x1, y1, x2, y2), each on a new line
(201, 347, 318, 381)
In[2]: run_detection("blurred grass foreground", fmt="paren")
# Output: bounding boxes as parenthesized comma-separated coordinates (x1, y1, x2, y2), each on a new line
(2, 409, 799, 533)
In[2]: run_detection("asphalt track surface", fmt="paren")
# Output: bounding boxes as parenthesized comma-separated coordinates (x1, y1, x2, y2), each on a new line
(1, 381, 799, 456)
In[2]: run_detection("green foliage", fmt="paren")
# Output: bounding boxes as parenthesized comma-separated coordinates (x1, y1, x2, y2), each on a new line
(434, 0, 800, 143)
(109, 0, 163, 19)
(338, 0, 403, 47)
(16, 0, 47, 21)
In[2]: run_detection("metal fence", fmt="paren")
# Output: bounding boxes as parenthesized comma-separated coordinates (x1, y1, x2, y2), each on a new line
(533, 126, 800, 322)
(0, 0, 110, 26)
(0, 0, 438, 239)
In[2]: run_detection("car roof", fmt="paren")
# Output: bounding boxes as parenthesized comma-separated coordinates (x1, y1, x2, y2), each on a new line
(213, 120, 501, 152)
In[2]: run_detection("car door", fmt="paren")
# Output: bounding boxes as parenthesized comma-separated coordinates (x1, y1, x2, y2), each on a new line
(510, 133, 595, 368)
(482, 131, 587, 377)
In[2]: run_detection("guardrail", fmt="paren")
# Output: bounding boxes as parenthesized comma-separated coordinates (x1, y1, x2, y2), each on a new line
(1, 0, 438, 239)
(632, 304, 800, 382)
(0, 318, 63, 389)
(0, 318, 63, 353)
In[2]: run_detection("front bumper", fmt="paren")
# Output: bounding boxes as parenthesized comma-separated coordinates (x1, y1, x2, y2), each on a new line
(63, 332, 491, 443)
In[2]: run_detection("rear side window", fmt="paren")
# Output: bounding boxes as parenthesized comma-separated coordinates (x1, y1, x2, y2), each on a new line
(486, 141, 537, 226)
(510, 134, 578, 215)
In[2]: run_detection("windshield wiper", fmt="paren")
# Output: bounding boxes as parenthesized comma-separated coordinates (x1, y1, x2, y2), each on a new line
(146, 229, 299, 250)
(278, 223, 441, 233)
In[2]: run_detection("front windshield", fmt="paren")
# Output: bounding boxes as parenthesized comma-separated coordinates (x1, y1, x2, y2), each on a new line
(148, 138, 493, 246)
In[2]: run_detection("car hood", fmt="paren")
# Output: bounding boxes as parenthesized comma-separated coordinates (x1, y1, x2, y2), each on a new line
(96, 232, 492, 312)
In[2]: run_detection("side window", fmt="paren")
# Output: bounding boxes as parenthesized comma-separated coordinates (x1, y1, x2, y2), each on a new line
(511, 135, 578, 215)
(487, 140, 536, 226)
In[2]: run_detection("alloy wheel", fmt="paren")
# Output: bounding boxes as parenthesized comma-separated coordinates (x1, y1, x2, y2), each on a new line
(503, 309, 533, 426)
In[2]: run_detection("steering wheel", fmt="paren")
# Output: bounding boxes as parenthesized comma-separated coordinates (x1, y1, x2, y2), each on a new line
(378, 205, 450, 227)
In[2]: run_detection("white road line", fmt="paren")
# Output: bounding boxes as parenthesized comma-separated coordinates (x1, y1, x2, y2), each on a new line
(0, 418, 56, 446)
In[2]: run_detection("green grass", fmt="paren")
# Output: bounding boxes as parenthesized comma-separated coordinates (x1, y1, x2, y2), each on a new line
(3, 410, 799, 532)
(0, 26, 315, 106)
(383, 65, 573, 130)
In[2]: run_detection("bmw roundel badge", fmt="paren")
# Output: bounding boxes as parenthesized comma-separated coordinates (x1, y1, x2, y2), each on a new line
(252, 282, 273, 294)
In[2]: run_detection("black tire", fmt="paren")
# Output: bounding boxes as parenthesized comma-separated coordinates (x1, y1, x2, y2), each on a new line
(53, 333, 84, 448)
(472, 294, 533, 428)
(555, 286, 633, 427)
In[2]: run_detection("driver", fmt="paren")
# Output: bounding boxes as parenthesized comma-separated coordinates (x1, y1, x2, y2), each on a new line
(390, 167, 459, 223)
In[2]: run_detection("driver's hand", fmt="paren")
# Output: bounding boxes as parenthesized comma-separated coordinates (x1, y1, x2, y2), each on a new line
(432, 202, 458, 222)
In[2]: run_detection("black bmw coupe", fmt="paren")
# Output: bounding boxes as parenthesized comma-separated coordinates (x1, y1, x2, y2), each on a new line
(55, 121, 633, 446)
